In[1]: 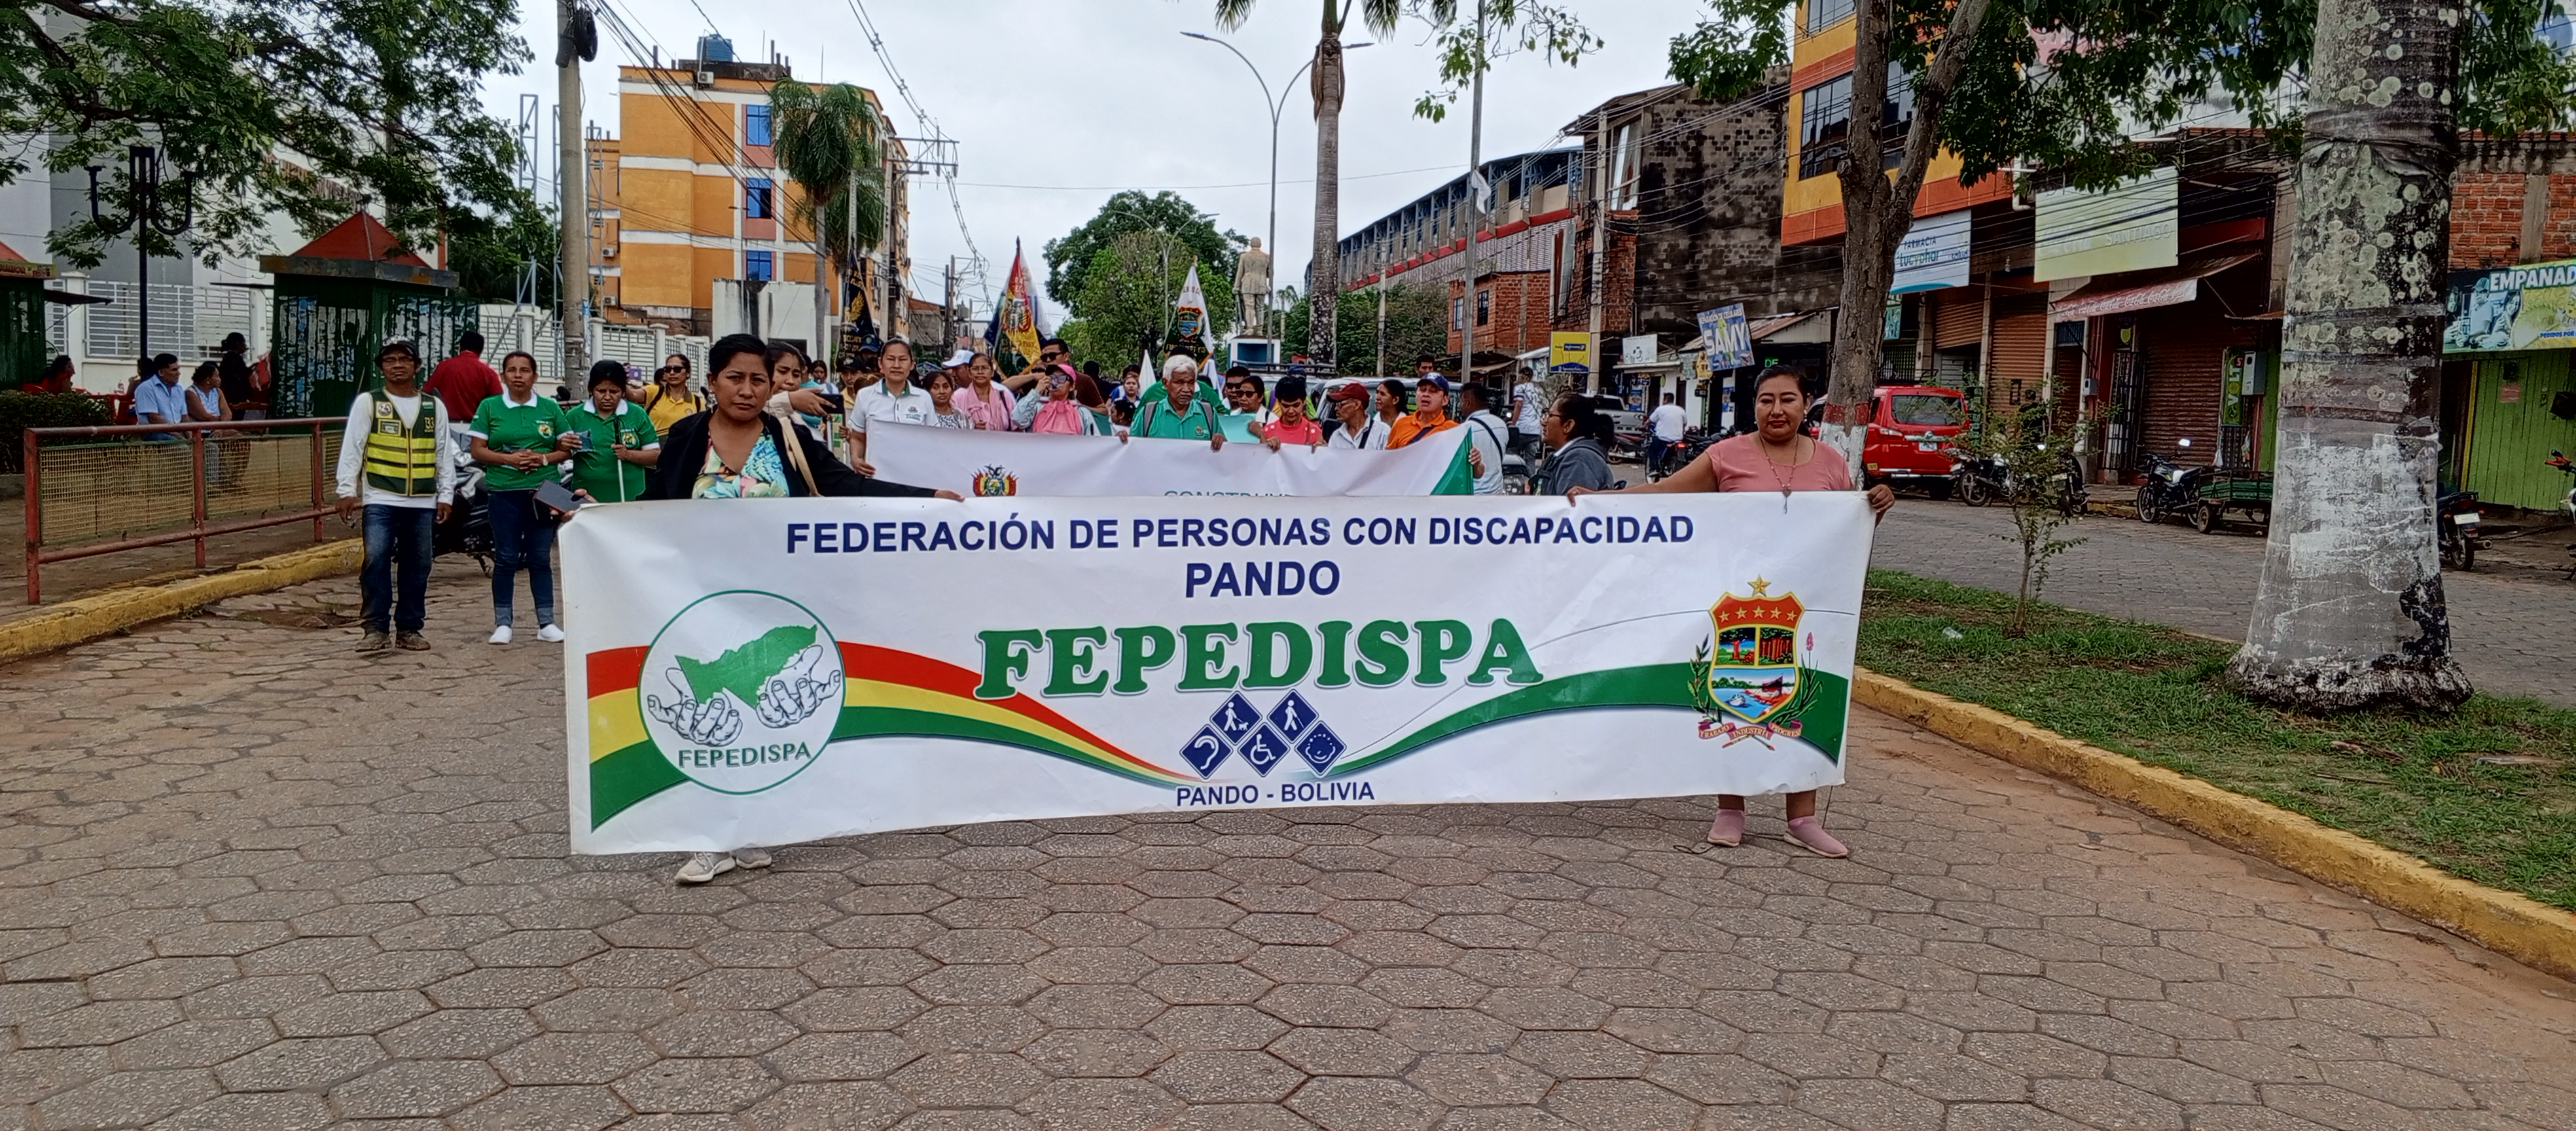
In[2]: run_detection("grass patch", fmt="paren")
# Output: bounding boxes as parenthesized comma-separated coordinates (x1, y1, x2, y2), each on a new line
(1859, 569, 2576, 911)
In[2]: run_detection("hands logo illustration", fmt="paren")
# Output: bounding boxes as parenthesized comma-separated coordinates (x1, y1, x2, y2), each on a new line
(647, 671, 743, 747)
(645, 644, 841, 747)
(754, 645, 843, 729)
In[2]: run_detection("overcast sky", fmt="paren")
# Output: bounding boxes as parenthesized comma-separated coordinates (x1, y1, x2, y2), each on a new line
(478, 0, 1708, 317)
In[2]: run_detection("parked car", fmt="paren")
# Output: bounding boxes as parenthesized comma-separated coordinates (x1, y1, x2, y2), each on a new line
(1861, 384, 1969, 499)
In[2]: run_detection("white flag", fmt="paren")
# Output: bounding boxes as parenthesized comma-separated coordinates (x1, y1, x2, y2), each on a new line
(1174, 262, 1212, 353)
(1469, 170, 1494, 215)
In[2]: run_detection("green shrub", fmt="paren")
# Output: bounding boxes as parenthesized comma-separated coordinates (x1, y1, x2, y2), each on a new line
(0, 392, 115, 473)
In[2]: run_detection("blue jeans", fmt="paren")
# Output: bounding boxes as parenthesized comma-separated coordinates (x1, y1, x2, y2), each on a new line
(361, 504, 435, 634)
(487, 489, 557, 628)
(1645, 438, 1673, 474)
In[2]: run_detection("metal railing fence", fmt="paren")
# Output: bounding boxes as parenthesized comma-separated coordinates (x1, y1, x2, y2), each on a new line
(22, 417, 340, 603)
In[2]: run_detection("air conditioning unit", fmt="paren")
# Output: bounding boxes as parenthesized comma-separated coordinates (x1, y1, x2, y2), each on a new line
(694, 70, 715, 88)
(601, 244, 618, 259)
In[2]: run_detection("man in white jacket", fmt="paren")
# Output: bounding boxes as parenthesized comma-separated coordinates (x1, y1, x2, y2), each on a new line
(333, 339, 458, 653)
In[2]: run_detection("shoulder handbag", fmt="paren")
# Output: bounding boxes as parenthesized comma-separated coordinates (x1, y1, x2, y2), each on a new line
(775, 421, 823, 496)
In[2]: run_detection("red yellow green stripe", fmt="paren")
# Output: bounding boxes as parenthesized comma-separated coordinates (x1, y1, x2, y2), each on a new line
(580, 642, 1190, 830)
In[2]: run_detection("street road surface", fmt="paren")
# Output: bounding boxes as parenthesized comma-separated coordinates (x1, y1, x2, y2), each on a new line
(1872, 501, 2576, 706)
(0, 564, 2571, 1129)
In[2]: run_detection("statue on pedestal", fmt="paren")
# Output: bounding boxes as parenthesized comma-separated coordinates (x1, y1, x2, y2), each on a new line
(1234, 238, 1272, 336)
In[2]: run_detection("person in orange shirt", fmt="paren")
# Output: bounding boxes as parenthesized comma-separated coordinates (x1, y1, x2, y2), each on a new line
(1387, 374, 1461, 450)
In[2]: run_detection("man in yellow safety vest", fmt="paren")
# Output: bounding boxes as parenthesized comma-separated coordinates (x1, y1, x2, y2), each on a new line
(333, 338, 457, 653)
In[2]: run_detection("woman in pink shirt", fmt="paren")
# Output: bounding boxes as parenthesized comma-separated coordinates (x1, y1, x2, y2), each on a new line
(950, 353, 1016, 431)
(1573, 365, 1893, 858)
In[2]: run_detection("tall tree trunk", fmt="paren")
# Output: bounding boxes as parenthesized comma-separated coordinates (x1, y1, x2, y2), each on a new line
(1310, 32, 1345, 370)
(2229, 0, 2469, 710)
(1821, 0, 1989, 477)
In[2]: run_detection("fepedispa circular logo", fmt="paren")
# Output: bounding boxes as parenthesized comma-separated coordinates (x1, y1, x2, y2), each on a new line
(638, 591, 845, 795)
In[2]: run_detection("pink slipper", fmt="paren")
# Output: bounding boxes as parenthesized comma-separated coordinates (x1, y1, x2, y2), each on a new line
(1785, 816, 1848, 858)
(1706, 808, 1745, 846)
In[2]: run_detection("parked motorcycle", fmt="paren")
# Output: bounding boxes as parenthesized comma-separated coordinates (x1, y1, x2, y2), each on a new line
(2438, 487, 2483, 572)
(1952, 444, 2086, 516)
(1649, 428, 1717, 482)
(2134, 450, 2215, 525)
(1954, 452, 2009, 507)
(433, 425, 495, 570)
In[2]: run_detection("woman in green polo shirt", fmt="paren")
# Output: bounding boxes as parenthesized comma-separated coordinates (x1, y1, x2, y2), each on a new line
(569, 361, 661, 503)
(469, 352, 581, 645)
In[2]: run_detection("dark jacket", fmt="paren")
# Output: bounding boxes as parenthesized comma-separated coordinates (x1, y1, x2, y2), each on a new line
(645, 411, 939, 500)
(1536, 437, 1615, 495)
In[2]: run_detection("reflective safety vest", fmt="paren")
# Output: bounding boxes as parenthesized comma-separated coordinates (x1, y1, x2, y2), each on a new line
(361, 393, 440, 496)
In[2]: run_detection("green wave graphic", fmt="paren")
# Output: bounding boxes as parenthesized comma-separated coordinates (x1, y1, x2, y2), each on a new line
(1328, 664, 1848, 777)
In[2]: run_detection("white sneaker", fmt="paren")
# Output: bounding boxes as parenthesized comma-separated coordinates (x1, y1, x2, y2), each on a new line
(488, 625, 512, 645)
(535, 624, 566, 643)
(732, 846, 773, 869)
(673, 852, 736, 884)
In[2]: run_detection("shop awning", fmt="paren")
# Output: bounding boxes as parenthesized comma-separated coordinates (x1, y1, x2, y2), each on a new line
(1749, 310, 1833, 344)
(2051, 254, 2259, 321)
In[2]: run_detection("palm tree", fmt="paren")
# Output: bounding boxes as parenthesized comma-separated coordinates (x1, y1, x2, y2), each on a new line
(2228, 0, 2469, 710)
(770, 81, 887, 357)
(1214, 0, 1421, 370)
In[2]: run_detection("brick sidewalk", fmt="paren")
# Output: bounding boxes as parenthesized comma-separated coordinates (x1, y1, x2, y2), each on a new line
(1, 563, 2571, 1130)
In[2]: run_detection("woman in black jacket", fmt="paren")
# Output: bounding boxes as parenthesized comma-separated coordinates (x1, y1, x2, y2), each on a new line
(643, 334, 958, 502)
(638, 335, 956, 884)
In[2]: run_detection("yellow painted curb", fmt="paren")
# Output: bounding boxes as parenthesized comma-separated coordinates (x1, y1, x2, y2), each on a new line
(0, 539, 361, 667)
(1853, 668, 2576, 981)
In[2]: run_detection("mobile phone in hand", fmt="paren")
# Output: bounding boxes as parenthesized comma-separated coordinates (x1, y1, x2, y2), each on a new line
(534, 479, 582, 516)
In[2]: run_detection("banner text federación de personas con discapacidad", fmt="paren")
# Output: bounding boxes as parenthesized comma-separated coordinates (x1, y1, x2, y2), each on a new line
(564, 493, 1872, 854)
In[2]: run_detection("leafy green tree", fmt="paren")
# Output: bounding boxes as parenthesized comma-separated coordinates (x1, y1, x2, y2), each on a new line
(1411, 0, 1603, 122)
(1064, 231, 1236, 365)
(446, 202, 559, 304)
(1283, 283, 1444, 374)
(1043, 192, 1243, 314)
(6, 0, 534, 266)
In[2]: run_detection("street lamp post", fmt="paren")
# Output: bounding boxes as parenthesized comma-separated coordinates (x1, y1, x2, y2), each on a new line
(84, 146, 195, 367)
(1182, 33, 1368, 337)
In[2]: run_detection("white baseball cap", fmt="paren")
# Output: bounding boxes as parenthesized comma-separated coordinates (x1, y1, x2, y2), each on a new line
(942, 348, 976, 368)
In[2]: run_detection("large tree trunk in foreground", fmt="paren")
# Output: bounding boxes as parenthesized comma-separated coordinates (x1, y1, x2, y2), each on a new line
(1309, 34, 1345, 370)
(2229, 0, 2469, 710)
(1820, 0, 1990, 477)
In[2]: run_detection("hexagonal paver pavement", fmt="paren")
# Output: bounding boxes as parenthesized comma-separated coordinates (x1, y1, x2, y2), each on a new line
(1, 560, 2573, 1130)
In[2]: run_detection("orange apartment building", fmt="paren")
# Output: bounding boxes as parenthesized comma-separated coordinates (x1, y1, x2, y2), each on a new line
(588, 41, 910, 348)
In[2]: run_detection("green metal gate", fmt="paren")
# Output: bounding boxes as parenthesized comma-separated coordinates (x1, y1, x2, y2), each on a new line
(268, 277, 477, 420)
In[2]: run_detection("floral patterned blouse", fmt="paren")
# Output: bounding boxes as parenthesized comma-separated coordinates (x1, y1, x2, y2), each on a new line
(691, 432, 790, 499)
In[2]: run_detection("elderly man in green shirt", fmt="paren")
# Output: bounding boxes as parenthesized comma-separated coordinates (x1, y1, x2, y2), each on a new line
(1124, 353, 1225, 450)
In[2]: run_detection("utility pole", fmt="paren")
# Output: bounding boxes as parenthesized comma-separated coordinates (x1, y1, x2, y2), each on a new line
(1584, 109, 1607, 396)
(556, 0, 589, 382)
(944, 257, 959, 351)
(1375, 279, 1387, 377)
(1457, 0, 1486, 386)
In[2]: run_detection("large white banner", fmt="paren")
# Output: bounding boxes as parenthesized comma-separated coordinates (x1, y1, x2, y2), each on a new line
(564, 494, 1873, 853)
(870, 421, 1472, 497)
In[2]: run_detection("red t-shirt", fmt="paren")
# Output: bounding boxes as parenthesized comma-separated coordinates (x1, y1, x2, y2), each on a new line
(1257, 417, 1325, 446)
(424, 352, 503, 422)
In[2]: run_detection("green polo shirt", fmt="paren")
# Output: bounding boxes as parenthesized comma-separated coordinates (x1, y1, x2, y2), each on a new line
(1136, 395, 1220, 440)
(469, 392, 573, 492)
(567, 401, 659, 503)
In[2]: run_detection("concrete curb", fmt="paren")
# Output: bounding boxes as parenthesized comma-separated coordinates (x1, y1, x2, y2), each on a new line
(0, 540, 360, 667)
(1853, 668, 2576, 981)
